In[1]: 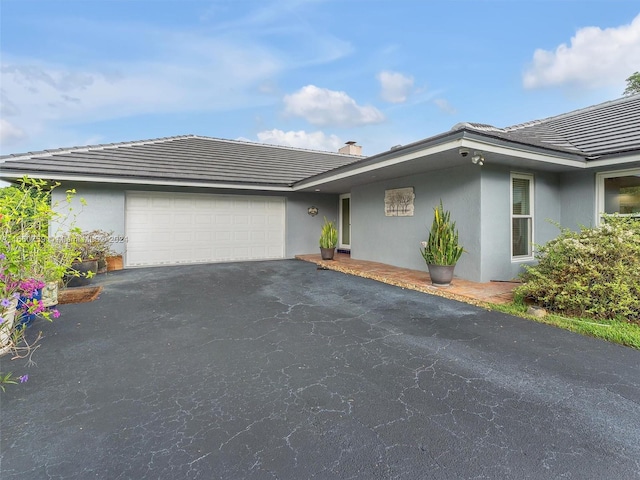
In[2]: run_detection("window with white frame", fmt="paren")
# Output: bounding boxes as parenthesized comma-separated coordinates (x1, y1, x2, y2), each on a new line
(596, 169, 640, 224)
(511, 173, 534, 260)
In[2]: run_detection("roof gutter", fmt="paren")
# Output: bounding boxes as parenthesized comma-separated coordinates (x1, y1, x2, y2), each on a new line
(0, 171, 295, 192)
(582, 151, 640, 169)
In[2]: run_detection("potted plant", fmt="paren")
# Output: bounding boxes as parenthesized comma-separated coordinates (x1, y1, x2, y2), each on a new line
(83, 230, 114, 274)
(64, 231, 98, 288)
(319, 217, 338, 260)
(420, 200, 464, 286)
(106, 254, 123, 271)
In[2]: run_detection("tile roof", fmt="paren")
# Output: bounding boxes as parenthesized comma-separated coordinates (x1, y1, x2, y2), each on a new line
(1, 96, 637, 189)
(0, 135, 363, 187)
(453, 94, 640, 158)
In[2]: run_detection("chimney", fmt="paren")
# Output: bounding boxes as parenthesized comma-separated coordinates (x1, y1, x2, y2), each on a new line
(339, 141, 362, 156)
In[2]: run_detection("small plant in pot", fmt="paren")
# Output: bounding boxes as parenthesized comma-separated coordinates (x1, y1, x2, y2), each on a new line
(420, 200, 464, 287)
(63, 231, 98, 288)
(83, 230, 115, 274)
(319, 217, 338, 260)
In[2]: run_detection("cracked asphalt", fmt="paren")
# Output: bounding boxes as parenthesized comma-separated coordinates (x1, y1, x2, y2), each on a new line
(1, 260, 639, 479)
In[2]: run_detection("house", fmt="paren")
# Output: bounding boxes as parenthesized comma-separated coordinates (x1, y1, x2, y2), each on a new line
(1, 94, 639, 283)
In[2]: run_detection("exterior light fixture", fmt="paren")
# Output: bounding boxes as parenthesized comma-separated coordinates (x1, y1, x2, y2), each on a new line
(308, 206, 319, 216)
(471, 151, 484, 166)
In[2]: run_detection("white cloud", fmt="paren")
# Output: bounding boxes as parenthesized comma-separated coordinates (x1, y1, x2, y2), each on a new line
(0, 119, 26, 146)
(523, 14, 640, 90)
(378, 71, 414, 103)
(283, 85, 384, 127)
(255, 129, 342, 152)
(434, 98, 456, 114)
(0, 2, 354, 153)
(1, 35, 281, 121)
(0, 35, 282, 155)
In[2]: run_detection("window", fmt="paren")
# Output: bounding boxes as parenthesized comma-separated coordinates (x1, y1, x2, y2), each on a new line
(596, 169, 640, 224)
(511, 173, 534, 260)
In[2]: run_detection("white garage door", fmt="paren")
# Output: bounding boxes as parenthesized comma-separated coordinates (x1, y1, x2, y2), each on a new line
(125, 191, 285, 267)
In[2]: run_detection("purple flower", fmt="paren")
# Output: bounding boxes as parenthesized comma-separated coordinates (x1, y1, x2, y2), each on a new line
(18, 374, 28, 383)
(51, 309, 60, 319)
(0, 316, 4, 325)
(1, 298, 10, 308)
(0, 253, 5, 260)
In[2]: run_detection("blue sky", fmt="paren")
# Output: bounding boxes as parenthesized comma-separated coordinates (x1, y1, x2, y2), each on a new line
(1, 0, 639, 156)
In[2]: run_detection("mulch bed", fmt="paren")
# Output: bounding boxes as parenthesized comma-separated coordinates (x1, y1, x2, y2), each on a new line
(58, 286, 103, 305)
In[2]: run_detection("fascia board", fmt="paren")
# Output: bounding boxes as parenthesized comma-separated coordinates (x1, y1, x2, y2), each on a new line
(584, 152, 640, 169)
(293, 133, 587, 190)
(0, 171, 293, 192)
(457, 135, 586, 168)
(293, 137, 459, 191)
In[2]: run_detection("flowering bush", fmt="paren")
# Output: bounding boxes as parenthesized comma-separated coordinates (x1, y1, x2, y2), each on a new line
(0, 177, 81, 391)
(516, 216, 640, 321)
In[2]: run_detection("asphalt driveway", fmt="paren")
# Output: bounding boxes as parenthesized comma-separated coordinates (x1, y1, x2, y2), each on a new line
(1, 260, 639, 479)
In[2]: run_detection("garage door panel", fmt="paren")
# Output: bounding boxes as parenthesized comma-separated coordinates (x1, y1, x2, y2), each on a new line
(126, 192, 285, 267)
(266, 245, 283, 257)
(214, 247, 233, 260)
(215, 231, 232, 241)
(215, 198, 233, 209)
(251, 231, 266, 242)
(233, 246, 250, 258)
(173, 231, 194, 243)
(195, 231, 213, 241)
(150, 197, 173, 209)
(234, 231, 250, 242)
(216, 215, 232, 225)
(174, 217, 195, 228)
(267, 231, 282, 242)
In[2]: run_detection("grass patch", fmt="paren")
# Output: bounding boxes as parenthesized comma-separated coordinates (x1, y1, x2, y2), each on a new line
(490, 300, 640, 349)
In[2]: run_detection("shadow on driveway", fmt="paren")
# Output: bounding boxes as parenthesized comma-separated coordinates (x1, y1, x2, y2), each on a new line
(2, 260, 639, 479)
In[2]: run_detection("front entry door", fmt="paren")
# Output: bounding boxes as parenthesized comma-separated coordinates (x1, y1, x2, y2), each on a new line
(339, 194, 351, 250)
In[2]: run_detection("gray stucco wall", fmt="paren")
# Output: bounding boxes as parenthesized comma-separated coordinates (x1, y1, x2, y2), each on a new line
(350, 164, 482, 281)
(285, 193, 338, 256)
(48, 163, 607, 280)
(479, 166, 511, 282)
(559, 171, 596, 230)
(349, 164, 568, 283)
(51, 182, 338, 262)
(51, 183, 127, 254)
(480, 168, 562, 282)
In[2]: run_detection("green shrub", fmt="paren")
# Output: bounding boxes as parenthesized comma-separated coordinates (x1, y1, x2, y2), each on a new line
(516, 216, 640, 321)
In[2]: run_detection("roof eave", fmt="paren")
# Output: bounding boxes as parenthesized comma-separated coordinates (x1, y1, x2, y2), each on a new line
(293, 130, 465, 190)
(293, 129, 589, 191)
(584, 150, 640, 169)
(0, 170, 295, 192)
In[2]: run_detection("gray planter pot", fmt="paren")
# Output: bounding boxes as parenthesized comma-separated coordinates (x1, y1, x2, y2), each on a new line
(427, 264, 456, 287)
(320, 247, 336, 260)
(65, 259, 98, 288)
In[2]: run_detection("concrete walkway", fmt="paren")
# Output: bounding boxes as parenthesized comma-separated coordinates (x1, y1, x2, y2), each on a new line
(296, 253, 518, 305)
